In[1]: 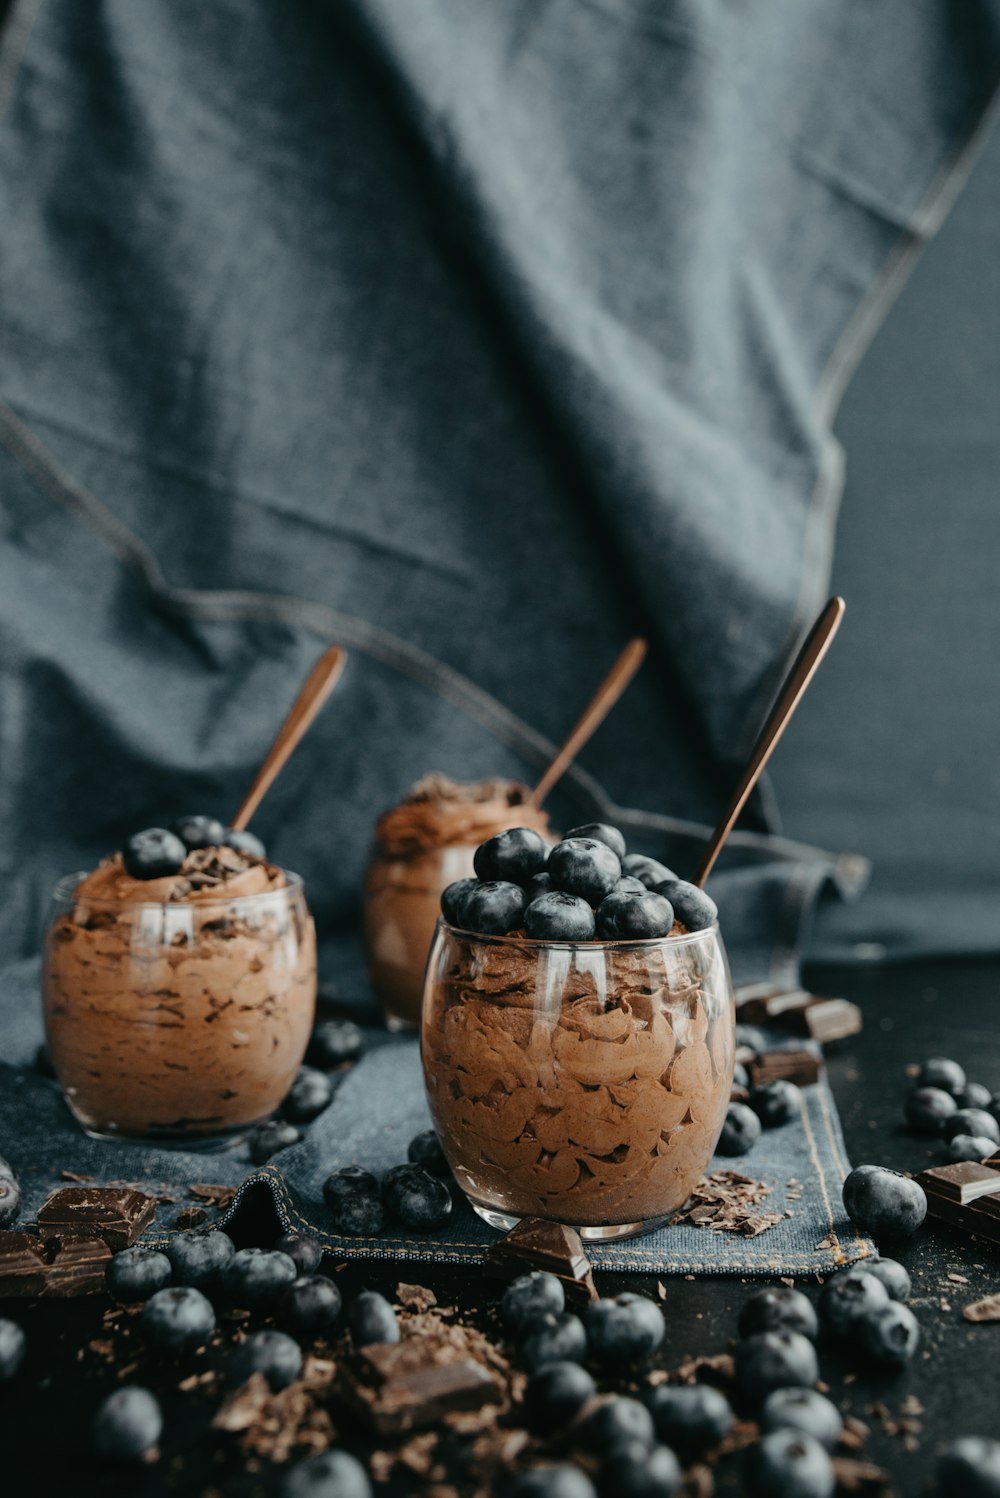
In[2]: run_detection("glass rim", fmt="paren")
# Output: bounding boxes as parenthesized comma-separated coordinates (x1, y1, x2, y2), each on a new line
(51, 867, 305, 911)
(436, 914, 720, 953)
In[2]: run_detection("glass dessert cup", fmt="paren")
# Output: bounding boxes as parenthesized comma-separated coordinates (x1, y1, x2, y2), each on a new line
(421, 920, 734, 1240)
(363, 776, 550, 1032)
(42, 872, 316, 1150)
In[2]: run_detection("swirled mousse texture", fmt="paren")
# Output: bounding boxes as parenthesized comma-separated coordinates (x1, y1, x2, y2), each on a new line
(363, 776, 551, 1028)
(43, 848, 316, 1140)
(422, 931, 734, 1230)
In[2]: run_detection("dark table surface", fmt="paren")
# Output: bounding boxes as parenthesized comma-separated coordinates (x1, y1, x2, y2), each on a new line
(3, 955, 999, 1496)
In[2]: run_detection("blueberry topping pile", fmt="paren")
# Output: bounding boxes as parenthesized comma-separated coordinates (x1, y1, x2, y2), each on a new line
(902, 1054, 1000, 1165)
(322, 1135, 454, 1236)
(441, 825, 717, 942)
(119, 814, 269, 879)
(818, 1262, 920, 1363)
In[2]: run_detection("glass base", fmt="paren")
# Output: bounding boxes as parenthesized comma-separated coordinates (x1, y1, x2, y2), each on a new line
(469, 1200, 669, 1242)
(77, 1119, 255, 1153)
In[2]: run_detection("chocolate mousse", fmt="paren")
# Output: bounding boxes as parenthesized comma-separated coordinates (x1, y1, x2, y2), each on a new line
(43, 843, 316, 1142)
(422, 934, 732, 1231)
(363, 776, 551, 1028)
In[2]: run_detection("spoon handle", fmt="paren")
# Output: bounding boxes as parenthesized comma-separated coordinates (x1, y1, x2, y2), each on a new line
(527, 637, 648, 809)
(230, 645, 347, 831)
(692, 597, 845, 888)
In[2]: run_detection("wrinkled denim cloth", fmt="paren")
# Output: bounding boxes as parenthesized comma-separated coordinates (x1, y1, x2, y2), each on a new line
(1, 0, 999, 982)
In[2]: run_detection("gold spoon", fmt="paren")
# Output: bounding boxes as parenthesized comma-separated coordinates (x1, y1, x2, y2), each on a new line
(692, 597, 845, 887)
(230, 645, 347, 831)
(527, 637, 648, 809)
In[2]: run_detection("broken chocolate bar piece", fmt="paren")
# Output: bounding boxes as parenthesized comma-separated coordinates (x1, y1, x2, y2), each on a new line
(917, 1163, 1000, 1246)
(749, 1049, 822, 1087)
(737, 989, 862, 1043)
(37, 1186, 157, 1251)
(483, 1216, 598, 1305)
(0, 1231, 111, 1298)
(347, 1341, 503, 1434)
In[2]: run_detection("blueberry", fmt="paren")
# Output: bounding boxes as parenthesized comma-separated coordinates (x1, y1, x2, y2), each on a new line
(523, 1360, 596, 1434)
(381, 1164, 452, 1230)
(547, 838, 622, 904)
(474, 827, 549, 885)
(274, 1232, 324, 1276)
(948, 1134, 998, 1163)
(518, 1311, 587, 1372)
(652, 879, 717, 932)
(279, 1275, 343, 1339)
(716, 1102, 762, 1155)
(605, 1442, 683, 1498)
(223, 827, 266, 858)
(499, 1469, 597, 1498)
(92, 1386, 163, 1460)
(462, 880, 527, 935)
(323, 1165, 380, 1208)
(524, 892, 596, 940)
(595, 890, 674, 940)
(308, 1019, 363, 1068)
(613, 876, 648, 895)
(760, 1388, 842, 1451)
(441, 876, 479, 926)
(944, 1109, 1000, 1145)
(501, 1272, 566, 1331)
(348, 1290, 399, 1346)
(746, 1429, 834, 1498)
(860, 1302, 920, 1364)
(407, 1129, 451, 1176)
(937, 1437, 1000, 1498)
(643, 1384, 733, 1453)
(525, 872, 553, 902)
(917, 1057, 966, 1095)
(735, 1023, 768, 1053)
(333, 1193, 384, 1236)
(734, 1330, 818, 1401)
(106, 1246, 172, 1303)
(229, 1328, 303, 1389)
(584, 1293, 665, 1366)
(283, 1066, 333, 1124)
(0, 1173, 21, 1226)
(222, 1247, 298, 1307)
(621, 855, 677, 889)
(249, 1119, 302, 1164)
(905, 1086, 957, 1134)
(750, 1080, 803, 1128)
(564, 823, 627, 860)
(842, 1164, 927, 1238)
(852, 1255, 911, 1302)
(738, 1287, 818, 1341)
(122, 827, 188, 879)
(282, 1450, 373, 1498)
(578, 1396, 656, 1454)
(171, 814, 226, 849)
(141, 1286, 216, 1353)
(164, 1229, 235, 1289)
(0, 1319, 26, 1381)
(732, 1062, 750, 1092)
(819, 1266, 890, 1334)
(955, 1083, 993, 1111)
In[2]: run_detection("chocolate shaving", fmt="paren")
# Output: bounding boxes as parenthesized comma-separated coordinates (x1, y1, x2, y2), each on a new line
(176, 1206, 208, 1230)
(671, 1172, 782, 1237)
(397, 1283, 438, 1313)
(831, 1458, 894, 1495)
(189, 1184, 238, 1207)
(963, 1293, 1000, 1322)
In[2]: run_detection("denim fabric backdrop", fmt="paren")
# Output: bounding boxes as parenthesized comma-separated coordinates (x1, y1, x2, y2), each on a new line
(0, 0, 998, 1267)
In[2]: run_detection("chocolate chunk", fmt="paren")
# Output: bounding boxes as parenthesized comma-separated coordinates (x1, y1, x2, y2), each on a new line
(737, 988, 862, 1043)
(831, 1457, 893, 1496)
(483, 1217, 598, 1306)
(37, 1186, 157, 1251)
(749, 1049, 822, 1087)
(349, 1342, 502, 1434)
(917, 1162, 1000, 1205)
(0, 1232, 111, 1297)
